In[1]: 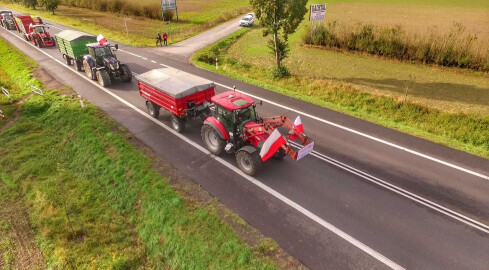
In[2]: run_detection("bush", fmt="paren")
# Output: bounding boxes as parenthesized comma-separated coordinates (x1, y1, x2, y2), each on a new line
(163, 10, 174, 22)
(271, 66, 290, 78)
(303, 21, 489, 71)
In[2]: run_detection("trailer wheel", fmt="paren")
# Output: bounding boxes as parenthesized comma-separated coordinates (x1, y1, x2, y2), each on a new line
(83, 60, 96, 80)
(236, 149, 262, 176)
(146, 101, 160, 118)
(64, 55, 72, 66)
(120, 64, 132, 82)
(96, 69, 112, 87)
(74, 60, 82, 71)
(201, 124, 226, 155)
(170, 114, 185, 133)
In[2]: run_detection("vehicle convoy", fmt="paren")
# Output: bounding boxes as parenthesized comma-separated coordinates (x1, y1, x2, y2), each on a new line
(13, 15, 55, 47)
(55, 29, 132, 86)
(137, 68, 314, 175)
(0, 11, 16, 30)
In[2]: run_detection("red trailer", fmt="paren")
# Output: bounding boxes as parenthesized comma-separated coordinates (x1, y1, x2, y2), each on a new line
(137, 68, 215, 132)
(13, 15, 54, 47)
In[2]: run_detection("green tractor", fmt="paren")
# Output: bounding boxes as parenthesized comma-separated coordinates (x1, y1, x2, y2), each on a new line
(82, 43, 132, 87)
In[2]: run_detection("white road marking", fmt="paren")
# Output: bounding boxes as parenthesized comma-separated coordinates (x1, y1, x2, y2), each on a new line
(119, 50, 489, 182)
(45, 23, 64, 31)
(2, 27, 404, 270)
(141, 57, 147, 60)
(151, 60, 157, 63)
(288, 141, 489, 234)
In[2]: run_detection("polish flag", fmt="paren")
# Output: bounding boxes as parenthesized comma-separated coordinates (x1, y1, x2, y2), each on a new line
(260, 129, 286, 162)
(289, 116, 304, 140)
(97, 34, 107, 45)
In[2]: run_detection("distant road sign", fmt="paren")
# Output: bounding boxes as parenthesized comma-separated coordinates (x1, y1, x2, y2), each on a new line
(310, 3, 326, 21)
(161, 0, 176, 11)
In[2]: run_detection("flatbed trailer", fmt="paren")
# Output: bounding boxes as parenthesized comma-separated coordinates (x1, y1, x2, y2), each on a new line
(137, 68, 215, 132)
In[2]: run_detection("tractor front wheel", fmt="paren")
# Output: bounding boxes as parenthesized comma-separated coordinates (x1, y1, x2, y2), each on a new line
(146, 101, 160, 118)
(236, 149, 262, 176)
(120, 64, 132, 82)
(201, 124, 226, 156)
(83, 60, 95, 80)
(96, 69, 112, 87)
(170, 114, 185, 133)
(272, 148, 287, 160)
(37, 38, 43, 48)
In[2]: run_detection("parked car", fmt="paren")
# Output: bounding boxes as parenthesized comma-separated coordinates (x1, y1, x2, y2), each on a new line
(247, 13, 255, 19)
(239, 15, 254, 27)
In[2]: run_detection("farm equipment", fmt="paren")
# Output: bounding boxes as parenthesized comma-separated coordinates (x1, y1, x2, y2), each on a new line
(55, 30, 97, 71)
(137, 68, 215, 132)
(0, 11, 16, 30)
(13, 15, 55, 47)
(137, 68, 314, 175)
(82, 42, 132, 87)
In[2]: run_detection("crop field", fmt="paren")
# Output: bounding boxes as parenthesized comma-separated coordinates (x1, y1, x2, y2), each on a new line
(226, 0, 489, 115)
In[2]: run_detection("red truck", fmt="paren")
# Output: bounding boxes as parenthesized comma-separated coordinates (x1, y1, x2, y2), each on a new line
(13, 15, 55, 47)
(137, 68, 313, 175)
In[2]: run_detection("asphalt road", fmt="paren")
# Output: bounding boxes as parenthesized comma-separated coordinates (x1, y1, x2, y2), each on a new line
(1, 9, 488, 269)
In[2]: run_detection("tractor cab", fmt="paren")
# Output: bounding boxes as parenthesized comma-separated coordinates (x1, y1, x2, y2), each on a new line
(86, 43, 117, 66)
(210, 91, 257, 132)
(30, 24, 45, 34)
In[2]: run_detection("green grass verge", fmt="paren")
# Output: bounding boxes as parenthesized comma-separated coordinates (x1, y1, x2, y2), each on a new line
(0, 37, 277, 269)
(191, 30, 489, 159)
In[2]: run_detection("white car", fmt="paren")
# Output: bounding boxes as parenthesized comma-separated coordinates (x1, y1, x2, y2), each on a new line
(239, 15, 254, 27)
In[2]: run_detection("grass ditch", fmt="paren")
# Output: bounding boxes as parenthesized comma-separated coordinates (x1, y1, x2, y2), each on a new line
(0, 37, 289, 269)
(192, 30, 489, 159)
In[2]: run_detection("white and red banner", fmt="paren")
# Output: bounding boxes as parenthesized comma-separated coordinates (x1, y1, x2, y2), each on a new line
(260, 129, 286, 161)
(97, 34, 107, 45)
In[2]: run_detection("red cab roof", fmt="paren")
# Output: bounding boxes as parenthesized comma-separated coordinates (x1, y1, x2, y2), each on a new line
(211, 91, 254, 111)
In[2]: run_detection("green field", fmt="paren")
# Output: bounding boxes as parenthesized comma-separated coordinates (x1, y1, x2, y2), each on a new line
(0, 37, 291, 269)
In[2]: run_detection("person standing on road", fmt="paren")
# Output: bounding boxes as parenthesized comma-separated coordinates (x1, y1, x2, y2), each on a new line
(163, 33, 168, 46)
(156, 33, 162, 47)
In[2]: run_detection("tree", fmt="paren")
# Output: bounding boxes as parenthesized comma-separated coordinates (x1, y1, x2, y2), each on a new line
(22, 0, 37, 9)
(39, 0, 60, 14)
(250, 0, 308, 71)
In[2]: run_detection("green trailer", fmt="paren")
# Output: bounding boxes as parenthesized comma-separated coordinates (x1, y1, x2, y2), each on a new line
(55, 30, 96, 71)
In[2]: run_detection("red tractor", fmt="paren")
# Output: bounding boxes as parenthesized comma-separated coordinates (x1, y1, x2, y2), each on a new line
(137, 68, 313, 176)
(14, 15, 55, 47)
(201, 91, 314, 175)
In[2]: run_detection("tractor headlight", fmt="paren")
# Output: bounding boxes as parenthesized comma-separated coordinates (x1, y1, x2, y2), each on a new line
(110, 62, 119, 70)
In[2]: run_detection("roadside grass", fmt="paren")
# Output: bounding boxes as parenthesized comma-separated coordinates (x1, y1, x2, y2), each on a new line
(0, 1, 250, 47)
(0, 38, 279, 269)
(192, 30, 489, 159)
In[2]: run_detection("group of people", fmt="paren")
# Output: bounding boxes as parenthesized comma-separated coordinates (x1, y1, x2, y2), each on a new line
(156, 33, 168, 47)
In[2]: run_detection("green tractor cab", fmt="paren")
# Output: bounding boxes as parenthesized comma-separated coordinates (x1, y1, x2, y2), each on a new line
(82, 43, 131, 87)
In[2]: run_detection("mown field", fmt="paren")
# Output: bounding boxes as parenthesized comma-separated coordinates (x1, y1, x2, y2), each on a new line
(0, 0, 250, 46)
(0, 37, 292, 269)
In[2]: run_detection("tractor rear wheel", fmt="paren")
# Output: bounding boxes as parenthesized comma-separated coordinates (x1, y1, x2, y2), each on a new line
(83, 60, 95, 80)
(37, 38, 43, 48)
(146, 101, 160, 118)
(96, 69, 111, 87)
(236, 149, 262, 176)
(74, 60, 82, 71)
(120, 64, 132, 82)
(201, 124, 226, 156)
(170, 114, 185, 133)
